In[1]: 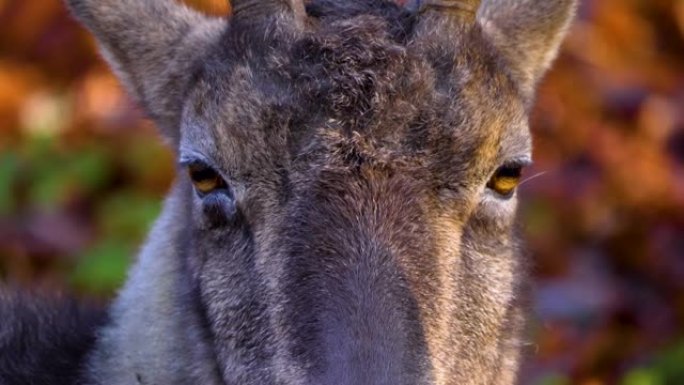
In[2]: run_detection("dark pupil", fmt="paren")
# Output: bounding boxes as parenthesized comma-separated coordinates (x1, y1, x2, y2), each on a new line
(190, 165, 217, 183)
(496, 165, 522, 179)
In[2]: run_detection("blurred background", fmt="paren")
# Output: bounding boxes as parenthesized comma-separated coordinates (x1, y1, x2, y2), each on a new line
(0, 0, 683, 384)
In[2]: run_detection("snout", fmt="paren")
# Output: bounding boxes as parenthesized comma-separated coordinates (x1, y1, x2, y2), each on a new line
(277, 170, 436, 384)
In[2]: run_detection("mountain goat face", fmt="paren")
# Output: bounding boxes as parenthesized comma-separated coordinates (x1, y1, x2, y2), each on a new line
(0, 0, 576, 384)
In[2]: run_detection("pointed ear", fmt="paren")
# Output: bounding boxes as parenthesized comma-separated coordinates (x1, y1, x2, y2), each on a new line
(66, 0, 225, 143)
(478, 0, 577, 99)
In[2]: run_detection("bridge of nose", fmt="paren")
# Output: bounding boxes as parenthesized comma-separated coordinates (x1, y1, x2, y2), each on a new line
(277, 167, 437, 385)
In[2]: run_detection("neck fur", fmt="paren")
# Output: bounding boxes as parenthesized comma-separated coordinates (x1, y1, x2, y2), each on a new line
(85, 183, 224, 385)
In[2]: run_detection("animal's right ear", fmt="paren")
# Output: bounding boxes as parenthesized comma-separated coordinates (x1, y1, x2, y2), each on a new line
(65, 0, 225, 143)
(65, 0, 304, 144)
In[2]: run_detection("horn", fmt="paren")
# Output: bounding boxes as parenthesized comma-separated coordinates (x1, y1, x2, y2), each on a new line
(407, 0, 482, 23)
(231, 0, 305, 22)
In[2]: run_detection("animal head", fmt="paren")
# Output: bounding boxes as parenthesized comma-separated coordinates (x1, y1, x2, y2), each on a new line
(67, 0, 576, 383)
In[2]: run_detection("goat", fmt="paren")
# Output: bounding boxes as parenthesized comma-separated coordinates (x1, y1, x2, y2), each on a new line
(0, 0, 576, 384)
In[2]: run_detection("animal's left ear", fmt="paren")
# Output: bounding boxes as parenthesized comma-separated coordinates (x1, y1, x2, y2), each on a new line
(477, 0, 578, 98)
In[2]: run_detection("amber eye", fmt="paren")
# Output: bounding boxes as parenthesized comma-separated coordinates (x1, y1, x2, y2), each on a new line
(188, 163, 226, 195)
(487, 164, 523, 197)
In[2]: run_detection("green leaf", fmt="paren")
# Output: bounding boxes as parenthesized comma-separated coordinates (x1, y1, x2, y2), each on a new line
(0, 152, 19, 215)
(70, 239, 131, 294)
(622, 368, 663, 385)
(535, 373, 571, 385)
(98, 192, 161, 242)
(654, 340, 684, 385)
(63, 145, 111, 192)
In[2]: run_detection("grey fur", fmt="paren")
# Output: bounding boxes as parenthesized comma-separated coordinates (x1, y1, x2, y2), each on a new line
(0, 291, 106, 385)
(478, 0, 576, 98)
(1, 0, 576, 384)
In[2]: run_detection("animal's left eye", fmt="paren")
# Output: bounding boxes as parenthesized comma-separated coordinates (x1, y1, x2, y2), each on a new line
(487, 164, 523, 197)
(188, 163, 226, 195)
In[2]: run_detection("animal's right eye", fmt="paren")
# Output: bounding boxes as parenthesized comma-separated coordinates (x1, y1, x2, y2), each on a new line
(187, 163, 226, 195)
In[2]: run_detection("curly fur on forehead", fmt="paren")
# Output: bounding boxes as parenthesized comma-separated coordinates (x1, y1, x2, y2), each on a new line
(196, 0, 518, 189)
(215, 0, 423, 119)
(287, 16, 422, 135)
(306, 0, 417, 41)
